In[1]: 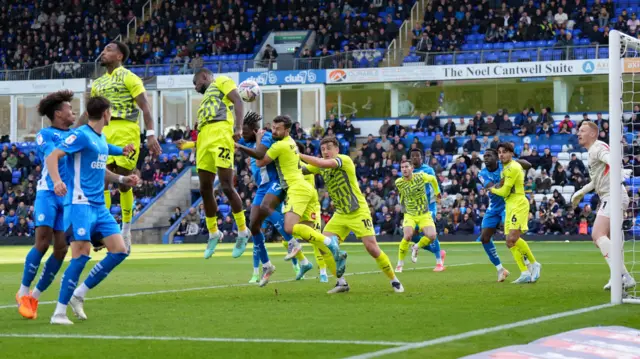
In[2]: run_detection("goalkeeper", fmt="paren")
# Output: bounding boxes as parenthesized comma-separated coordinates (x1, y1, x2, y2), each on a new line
(571, 122, 636, 291)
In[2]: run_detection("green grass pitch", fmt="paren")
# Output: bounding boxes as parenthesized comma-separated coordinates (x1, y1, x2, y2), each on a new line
(0, 241, 639, 359)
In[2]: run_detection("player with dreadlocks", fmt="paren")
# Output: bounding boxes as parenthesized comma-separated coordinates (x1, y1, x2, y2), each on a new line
(236, 112, 314, 286)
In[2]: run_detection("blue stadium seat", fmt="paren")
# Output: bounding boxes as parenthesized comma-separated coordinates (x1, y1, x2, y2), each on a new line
(536, 40, 547, 48)
(493, 42, 504, 50)
(586, 47, 597, 59)
(599, 47, 609, 58)
(574, 48, 587, 59)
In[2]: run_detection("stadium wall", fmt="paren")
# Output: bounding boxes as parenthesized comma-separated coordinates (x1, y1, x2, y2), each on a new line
(0, 60, 617, 143)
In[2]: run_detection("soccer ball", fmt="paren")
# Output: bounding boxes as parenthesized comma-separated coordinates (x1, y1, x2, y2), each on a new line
(238, 80, 260, 103)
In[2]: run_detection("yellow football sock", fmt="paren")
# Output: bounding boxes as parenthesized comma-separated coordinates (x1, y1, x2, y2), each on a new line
(291, 224, 337, 274)
(322, 250, 337, 276)
(281, 241, 289, 252)
(514, 238, 536, 264)
(375, 251, 395, 280)
(417, 236, 432, 248)
(313, 244, 326, 270)
(398, 239, 411, 262)
(292, 224, 328, 251)
(206, 216, 218, 233)
(120, 188, 134, 223)
(510, 246, 528, 272)
(104, 190, 111, 210)
(232, 211, 247, 232)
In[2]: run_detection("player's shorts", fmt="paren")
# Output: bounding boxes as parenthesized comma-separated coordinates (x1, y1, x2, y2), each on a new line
(429, 202, 437, 218)
(283, 181, 318, 224)
(196, 121, 234, 173)
(481, 209, 506, 230)
(64, 204, 121, 242)
(34, 190, 65, 231)
(504, 205, 529, 233)
(597, 194, 630, 218)
(403, 212, 435, 230)
(252, 181, 285, 207)
(323, 207, 374, 241)
(104, 119, 140, 171)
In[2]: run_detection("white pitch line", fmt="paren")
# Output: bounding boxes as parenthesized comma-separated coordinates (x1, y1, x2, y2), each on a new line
(0, 333, 410, 347)
(342, 303, 615, 359)
(0, 263, 477, 310)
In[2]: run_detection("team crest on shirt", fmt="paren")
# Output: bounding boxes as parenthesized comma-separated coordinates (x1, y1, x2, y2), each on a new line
(36, 134, 44, 145)
(65, 135, 77, 145)
(38, 214, 45, 222)
(311, 212, 317, 220)
(77, 227, 86, 236)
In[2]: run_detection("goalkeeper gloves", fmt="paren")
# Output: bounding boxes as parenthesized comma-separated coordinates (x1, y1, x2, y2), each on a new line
(570, 189, 585, 208)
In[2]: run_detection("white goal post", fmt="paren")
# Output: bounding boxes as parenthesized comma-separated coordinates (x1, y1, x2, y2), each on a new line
(609, 30, 639, 304)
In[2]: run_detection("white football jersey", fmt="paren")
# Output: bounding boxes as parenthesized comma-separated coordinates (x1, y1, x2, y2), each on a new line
(587, 140, 624, 198)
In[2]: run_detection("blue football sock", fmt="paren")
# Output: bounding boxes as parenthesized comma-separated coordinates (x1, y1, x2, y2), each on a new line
(431, 238, 442, 260)
(270, 211, 293, 242)
(58, 255, 90, 305)
(21, 247, 45, 287)
(84, 252, 128, 290)
(252, 244, 260, 269)
(35, 254, 64, 293)
(252, 233, 270, 264)
(482, 239, 502, 267)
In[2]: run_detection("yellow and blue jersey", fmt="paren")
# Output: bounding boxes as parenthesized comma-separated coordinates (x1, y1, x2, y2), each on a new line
(91, 66, 145, 121)
(197, 75, 237, 128)
(265, 136, 304, 190)
(414, 164, 438, 205)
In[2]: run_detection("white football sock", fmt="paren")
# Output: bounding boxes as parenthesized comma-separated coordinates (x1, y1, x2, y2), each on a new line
(54, 302, 67, 316)
(18, 284, 30, 298)
(73, 283, 90, 299)
(32, 288, 42, 300)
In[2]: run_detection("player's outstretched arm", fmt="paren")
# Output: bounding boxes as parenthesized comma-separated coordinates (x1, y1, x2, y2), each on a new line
(235, 142, 262, 159)
(426, 174, 441, 196)
(46, 149, 68, 197)
(175, 139, 195, 150)
(107, 143, 135, 156)
(135, 93, 162, 156)
(490, 171, 515, 198)
(106, 170, 139, 187)
(227, 89, 244, 141)
(570, 181, 595, 208)
(256, 155, 273, 167)
(299, 153, 339, 169)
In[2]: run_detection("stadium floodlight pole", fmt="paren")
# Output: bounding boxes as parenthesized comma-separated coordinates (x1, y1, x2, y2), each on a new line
(608, 29, 623, 305)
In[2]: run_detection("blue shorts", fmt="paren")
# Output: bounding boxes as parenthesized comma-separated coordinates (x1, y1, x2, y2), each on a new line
(64, 204, 121, 242)
(252, 181, 285, 207)
(482, 209, 506, 230)
(34, 190, 65, 231)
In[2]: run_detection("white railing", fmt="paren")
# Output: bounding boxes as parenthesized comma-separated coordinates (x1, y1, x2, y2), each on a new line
(126, 17, 137, 40)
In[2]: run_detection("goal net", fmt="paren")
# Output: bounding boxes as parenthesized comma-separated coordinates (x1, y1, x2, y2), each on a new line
(610, 30, 640, 304)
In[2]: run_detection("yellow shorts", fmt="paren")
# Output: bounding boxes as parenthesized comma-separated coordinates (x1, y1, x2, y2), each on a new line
(311, 200, 321, 231)
(504, 205, 529, 233)
(323, 207, 375, 241)
(283, 182, 318, 223)
(196, 122, 234, 173)
(403, 212, 435, 230)
(104, 119, 141, 171)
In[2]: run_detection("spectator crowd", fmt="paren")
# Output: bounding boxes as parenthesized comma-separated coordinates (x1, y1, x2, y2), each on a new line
(196, 105, 639, 242)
